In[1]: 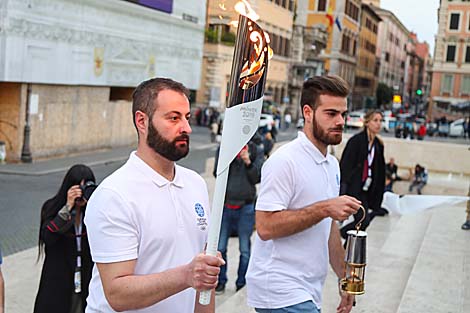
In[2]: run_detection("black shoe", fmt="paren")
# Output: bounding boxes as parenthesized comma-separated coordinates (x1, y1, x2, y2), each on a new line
(215, 283, 225, 294)
(462, 221, 470, 230)
(235, 284, 245, 292)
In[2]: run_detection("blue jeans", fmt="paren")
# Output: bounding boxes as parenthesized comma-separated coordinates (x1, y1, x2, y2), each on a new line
(217, 203, 255, 288)
(255, 300, 320, 313)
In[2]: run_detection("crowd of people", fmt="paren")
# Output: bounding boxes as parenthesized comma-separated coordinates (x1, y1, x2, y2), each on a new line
(1, 75, 468, 313)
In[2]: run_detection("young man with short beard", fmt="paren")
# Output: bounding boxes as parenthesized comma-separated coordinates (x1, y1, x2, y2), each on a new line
(246, 76, 361, 313)
(85, 78, 224, 313)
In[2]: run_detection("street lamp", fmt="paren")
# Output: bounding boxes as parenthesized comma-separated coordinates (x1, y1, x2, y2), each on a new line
(21, 84, 33, 163)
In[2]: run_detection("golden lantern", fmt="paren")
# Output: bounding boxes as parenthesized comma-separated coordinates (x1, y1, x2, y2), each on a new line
(340, 206, 367, 295)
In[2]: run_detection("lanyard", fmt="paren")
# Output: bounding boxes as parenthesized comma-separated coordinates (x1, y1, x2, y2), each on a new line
(74, 212, 82, 268)
(367, 143, 375, 177)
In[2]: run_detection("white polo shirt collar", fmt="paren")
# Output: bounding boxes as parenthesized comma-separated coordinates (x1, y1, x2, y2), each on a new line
(129, 151, 185, 188)
(298, 131, 328, 164)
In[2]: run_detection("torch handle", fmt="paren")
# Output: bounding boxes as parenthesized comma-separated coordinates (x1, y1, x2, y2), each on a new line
(199, 168, 230, 305)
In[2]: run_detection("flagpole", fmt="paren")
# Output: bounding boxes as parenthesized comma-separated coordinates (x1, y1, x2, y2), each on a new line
(199, 13, 270, 305)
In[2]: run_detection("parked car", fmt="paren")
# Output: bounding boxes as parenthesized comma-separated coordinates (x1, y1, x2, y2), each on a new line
(259, 113, 274, 130)
(296, 117, 304, 129)
(347, 110, 365, 128)
(382, 110, 396, 132)
(437, 122, 449, 137)
(449, 119, 465, 137)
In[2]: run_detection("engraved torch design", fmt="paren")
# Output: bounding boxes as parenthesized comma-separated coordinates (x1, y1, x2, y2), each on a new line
(199, 11, 271, 305)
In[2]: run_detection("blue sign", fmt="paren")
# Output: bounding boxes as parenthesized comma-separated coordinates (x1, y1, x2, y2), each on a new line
(125, 0, 173, 14)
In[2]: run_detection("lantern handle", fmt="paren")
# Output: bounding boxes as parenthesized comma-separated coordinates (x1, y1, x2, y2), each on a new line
(355, 205, 366, 232)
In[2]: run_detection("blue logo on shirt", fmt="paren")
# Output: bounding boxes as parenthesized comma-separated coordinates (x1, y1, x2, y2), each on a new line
(195, 203, 205, 217)
(336, 174, 340, 186)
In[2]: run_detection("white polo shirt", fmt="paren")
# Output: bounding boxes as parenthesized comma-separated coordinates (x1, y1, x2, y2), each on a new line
(84, 152, 210, 313)
(246, 131, 340, 310)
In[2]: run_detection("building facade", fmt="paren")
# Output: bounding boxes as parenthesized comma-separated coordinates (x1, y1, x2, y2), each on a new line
(290, 0, 329, 119)
(430, 0, 470, 118)
(352, 3, 381, 110)
(295, 0, 361, 110)
(198, 0, 294, 112)
(0, 0, 206, 161)
(372, 5, 409, 96)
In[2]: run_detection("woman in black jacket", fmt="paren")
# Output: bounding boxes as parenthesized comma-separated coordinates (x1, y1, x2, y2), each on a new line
(34, 164, 95, 313)
(339, 110, 386, 239)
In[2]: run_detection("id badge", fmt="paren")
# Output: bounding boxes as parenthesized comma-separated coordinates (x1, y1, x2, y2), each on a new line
(74, 268, 81, 293)
(362, 177, 372, 191)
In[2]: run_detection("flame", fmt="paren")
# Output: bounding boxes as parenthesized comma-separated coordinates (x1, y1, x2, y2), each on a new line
(234, 0, 259, 21)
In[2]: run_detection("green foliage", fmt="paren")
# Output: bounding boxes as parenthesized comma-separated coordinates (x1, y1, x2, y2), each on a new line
(205, 29, 236, 46)
(205, 29, 218, 43)
(376, 83, 394, 106)
(221, 31, 236, 45)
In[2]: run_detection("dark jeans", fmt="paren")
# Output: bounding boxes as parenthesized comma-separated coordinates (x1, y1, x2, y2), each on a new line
(217, 203, 255, 288)
(255, 300, 320, 313)
(409, 180, 426, 194)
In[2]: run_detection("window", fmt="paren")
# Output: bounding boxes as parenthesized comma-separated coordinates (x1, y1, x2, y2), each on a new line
(345, 0, 359, 22)
(317, 0, 327, 12)
(465, 46, 470, 63)
(449, 13, 460, 30)
(441, 74, 453, 93)
(446, 45, 456, 62)
(401, 61, 405, 69)
(341, 34, 350, 54)
(461, 75, 470, 95)
(385, 52, 390, 62)
(373, 24, 377, 34)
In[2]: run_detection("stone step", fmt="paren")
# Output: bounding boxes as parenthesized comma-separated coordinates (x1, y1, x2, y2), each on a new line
(396, 205, 470, 313)
(319, 210, 431, 313)
(215, 211, 431, 313)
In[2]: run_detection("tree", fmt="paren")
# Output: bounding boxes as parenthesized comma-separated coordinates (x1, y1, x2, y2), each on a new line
(376, 83, 393, 107)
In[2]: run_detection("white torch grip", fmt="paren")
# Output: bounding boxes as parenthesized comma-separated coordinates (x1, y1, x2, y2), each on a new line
(199, 168, 230, 305)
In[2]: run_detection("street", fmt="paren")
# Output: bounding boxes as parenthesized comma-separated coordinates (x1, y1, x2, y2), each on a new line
(0, 126, 297, 257)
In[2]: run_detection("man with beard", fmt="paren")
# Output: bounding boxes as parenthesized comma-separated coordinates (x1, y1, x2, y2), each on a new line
(85, 78, 224, 313)
(246, 76, 360, 313)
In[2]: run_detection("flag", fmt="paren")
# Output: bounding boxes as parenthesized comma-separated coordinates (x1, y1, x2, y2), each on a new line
(335, 16, 342, 32)
(326, 6, 334, 28)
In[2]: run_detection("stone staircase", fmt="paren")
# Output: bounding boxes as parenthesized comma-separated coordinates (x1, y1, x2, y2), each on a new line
(214, 179, 470, 313)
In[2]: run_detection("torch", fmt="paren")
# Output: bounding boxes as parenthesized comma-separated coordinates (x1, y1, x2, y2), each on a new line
(199, 10, 271, 305)
(340, 206, 367, 295)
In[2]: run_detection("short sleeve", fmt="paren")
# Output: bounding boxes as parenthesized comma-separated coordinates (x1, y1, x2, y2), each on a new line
(255, 154, 294, 212)
(0, 248, 3, 265)
(85, 187, 139, 263)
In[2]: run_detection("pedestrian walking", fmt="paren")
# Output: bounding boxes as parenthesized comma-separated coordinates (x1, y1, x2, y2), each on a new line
(85, 78, 224, 313)
(213, 133, 264, 294)
(284, 112, 292, 129)
(339, 109, 386, 240)
(246, 75, 360, 313)
(34, 164, 96, 313)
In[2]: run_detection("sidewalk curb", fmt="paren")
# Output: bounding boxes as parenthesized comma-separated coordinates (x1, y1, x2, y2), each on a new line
(0, 156, 128, 176)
